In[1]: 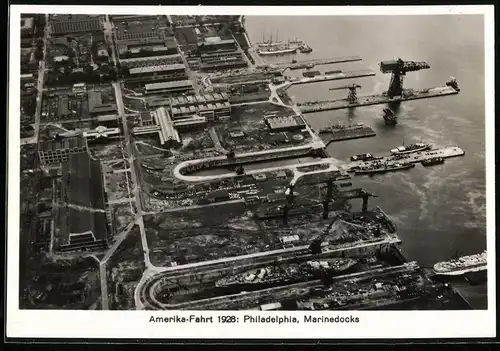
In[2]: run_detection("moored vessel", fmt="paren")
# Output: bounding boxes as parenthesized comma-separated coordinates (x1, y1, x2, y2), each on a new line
(354, 162, 415, 175)
(421, 157, 445, 167)
(351, 153, 380, 161)
(390, 142, 432, 155)
(258, 44, 298, 56)
(433, 251, 487, 276)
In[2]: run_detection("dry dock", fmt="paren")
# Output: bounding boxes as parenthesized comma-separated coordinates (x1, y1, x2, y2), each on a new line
(299, 86, 459, 113)
(344, 146, 465, 172)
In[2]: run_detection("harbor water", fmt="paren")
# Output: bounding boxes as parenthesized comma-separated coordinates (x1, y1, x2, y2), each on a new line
(244, 15, 487, 271)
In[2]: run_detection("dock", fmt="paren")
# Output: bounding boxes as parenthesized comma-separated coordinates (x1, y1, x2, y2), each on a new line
(343, 146, 465, 172)
(271, 56, 363, 71)
(321, 125, 377, 145)
(282, 69, 376, 90)
(299, 86, 459, 113)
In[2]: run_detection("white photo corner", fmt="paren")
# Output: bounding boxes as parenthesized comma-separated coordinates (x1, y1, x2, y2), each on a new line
(7, 5, 496, 339)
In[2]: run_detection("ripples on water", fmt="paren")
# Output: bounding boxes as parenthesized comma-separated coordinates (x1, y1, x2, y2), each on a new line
(245, 15, 487, 266)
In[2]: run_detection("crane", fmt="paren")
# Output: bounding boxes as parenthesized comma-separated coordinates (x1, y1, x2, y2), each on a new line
(379, 58, 430, 97)
(322, 187, 378, 219)
(329, 84, 362, 104)
(309, 215, 340, 254)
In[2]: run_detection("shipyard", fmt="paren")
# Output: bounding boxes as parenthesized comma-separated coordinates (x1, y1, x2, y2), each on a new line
(16, 11, 487, 316)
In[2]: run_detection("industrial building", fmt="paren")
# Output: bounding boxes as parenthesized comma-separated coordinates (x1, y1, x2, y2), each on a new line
(49, 15, 103, 35)
(197, 37, 237, 52)
(118, 54, 183, 68)
(165, 92, 231, 121)
(129, 63, 186, 78)
(55, 152, 108, 252)
(38, 137, 88, 165)
(265, 115, 307, 132)
(82, 125, 121, 143)
(200, 52, 247, 72)
(116, 36, 178, 58)
(145, 80, 194, 95)
(87, 91, 117, 116)
(132, 107, 181, 147)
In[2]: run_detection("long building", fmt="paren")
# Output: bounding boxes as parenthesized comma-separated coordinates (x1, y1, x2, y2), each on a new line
(55, 152, 108, 252)
(50, 15, 103, 35)
(118, 54, 183, 68)
(144, 80, 194, 95)
(87, 91, 117, 116)
(38, 137, 88, 165)
(128, 63, 186, 77)
(133, 107, 181, 147)
(163, 92, 231, 120)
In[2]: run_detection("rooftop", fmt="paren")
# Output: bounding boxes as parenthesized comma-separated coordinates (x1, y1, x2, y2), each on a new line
(145, 80, 193, 91)
(39, 137, 87, 152)
(129, 64, 186, 75)
(50, 17, 102, 35)
(58, 152, 107, 244)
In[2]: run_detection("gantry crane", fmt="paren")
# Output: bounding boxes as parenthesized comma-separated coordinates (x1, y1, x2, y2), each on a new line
(322, 187, 378, 219)
(329, 84, 362, 104)
(380, 58, 430, 97)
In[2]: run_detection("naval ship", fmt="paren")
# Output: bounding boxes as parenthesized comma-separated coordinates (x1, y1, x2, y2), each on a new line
(215, 258, 358, 288)
(390, 142, 432, 155)
(353, 162, 415, 175)
(433, 251, 487, 276)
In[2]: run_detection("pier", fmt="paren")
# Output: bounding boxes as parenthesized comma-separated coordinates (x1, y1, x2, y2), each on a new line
(299, 85, 459, 113)
(270, 56, 363, 71)
(280, 69, 376, 91)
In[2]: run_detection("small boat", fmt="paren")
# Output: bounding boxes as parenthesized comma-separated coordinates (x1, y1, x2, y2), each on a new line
(382, 107, 398, 126)
(421, 157, 445, 167)
(351, 153, 377, 162)
(299, 44, 312, 53)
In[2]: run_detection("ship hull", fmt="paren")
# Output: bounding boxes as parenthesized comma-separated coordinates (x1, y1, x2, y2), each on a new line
(354, 164, 415, 175)
(391, 145, 432, 155)
(258, 48, 297, 55)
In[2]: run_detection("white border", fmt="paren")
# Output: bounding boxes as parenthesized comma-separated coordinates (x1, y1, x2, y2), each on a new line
(7, 5, 496, 339)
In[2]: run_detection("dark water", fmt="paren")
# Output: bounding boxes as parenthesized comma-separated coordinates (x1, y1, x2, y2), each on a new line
(245, 15, 486, 268)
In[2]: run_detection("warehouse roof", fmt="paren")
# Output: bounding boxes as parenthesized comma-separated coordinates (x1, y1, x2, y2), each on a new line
(58, 152, 107, 245)
(129, 63, 186, 75)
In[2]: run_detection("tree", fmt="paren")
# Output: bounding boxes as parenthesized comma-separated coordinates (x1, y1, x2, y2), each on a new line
(34, 49, 44, 61)
(84, 65, 94, 76)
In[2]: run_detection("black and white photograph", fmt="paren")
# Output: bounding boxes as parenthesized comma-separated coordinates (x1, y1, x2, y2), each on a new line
(7, 5, 495, 339)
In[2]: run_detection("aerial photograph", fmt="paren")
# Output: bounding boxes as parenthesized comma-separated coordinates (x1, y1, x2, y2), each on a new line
(18, 13, 487, 311)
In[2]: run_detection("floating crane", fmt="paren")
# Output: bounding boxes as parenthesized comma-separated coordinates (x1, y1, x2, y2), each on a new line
(329, 84, 362, 104)
(379, 58, 430, 97)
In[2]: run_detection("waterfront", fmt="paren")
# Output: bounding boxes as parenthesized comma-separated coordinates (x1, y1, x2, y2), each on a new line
(245, 15, 486, 269)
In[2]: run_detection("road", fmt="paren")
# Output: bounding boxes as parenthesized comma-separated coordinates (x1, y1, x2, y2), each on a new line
(104, 15, 119, 68)
(104, 15, 155, 309)
(21, 14, 49, 146)
(207, 126, 228, 154)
